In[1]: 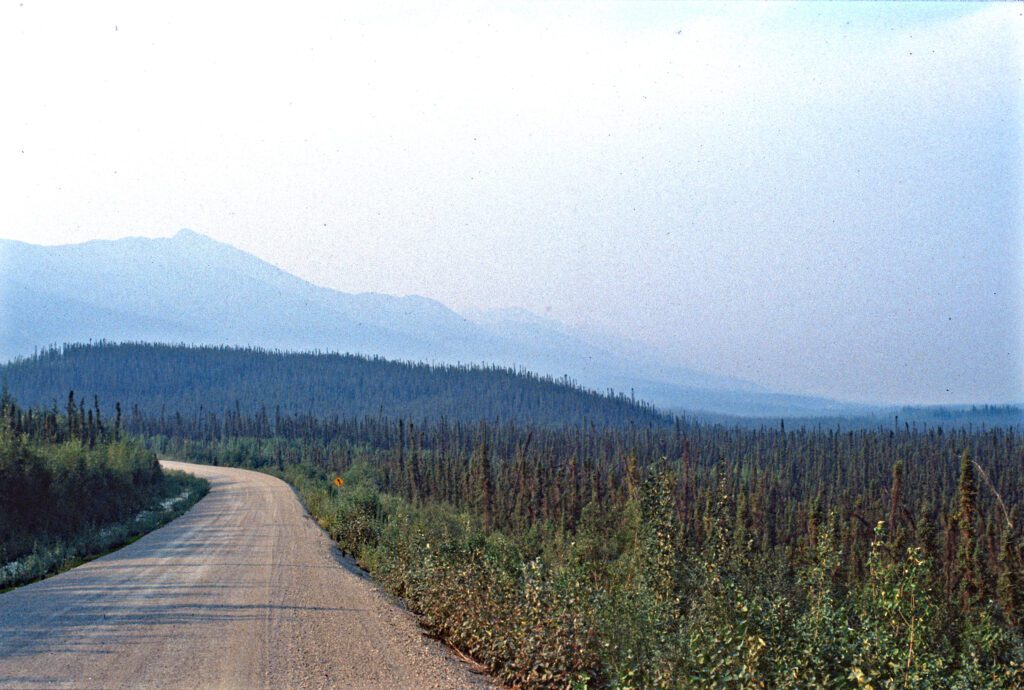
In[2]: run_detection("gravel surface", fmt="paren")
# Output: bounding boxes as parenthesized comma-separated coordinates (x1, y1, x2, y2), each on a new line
(0, 460, 495, 689)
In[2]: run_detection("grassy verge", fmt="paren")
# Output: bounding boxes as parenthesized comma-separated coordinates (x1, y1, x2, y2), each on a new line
(277, 463, 581, 687)
(0, 470, 209, 591)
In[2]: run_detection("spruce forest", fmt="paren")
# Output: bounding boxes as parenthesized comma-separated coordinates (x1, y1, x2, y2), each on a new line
(3, 344, 1022, 687)
(1, 343, 667, 427)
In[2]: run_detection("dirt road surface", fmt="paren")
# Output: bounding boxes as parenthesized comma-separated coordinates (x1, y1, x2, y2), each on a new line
(0, 460, 494, 689)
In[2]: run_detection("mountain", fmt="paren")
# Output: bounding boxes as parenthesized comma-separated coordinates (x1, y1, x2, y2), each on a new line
(0, 230, 867, 417)
(1, 230, 472, 362)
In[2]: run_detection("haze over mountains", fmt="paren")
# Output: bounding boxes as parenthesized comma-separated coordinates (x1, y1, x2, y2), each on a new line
(1, 230, 869, 417)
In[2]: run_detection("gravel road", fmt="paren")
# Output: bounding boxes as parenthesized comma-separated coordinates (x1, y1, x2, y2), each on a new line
(0, 460, 495, 689)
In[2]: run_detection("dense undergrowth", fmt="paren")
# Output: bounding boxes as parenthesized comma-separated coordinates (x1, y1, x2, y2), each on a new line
(164, 416, 1023, 689)
(290, 463, 1021, 688)
(0, 392, 208, 589)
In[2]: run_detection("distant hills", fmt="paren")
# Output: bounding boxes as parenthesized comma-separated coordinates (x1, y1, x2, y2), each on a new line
(1, 229, 867, 417)
(0, 342, 670, 428)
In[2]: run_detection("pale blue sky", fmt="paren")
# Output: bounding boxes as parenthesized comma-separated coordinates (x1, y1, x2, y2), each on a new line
(0, 1, 1020, 405)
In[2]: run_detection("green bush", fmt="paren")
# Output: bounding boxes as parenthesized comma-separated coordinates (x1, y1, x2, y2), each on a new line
(0, 436, 165, 561)
(280, 460, 1021, 689)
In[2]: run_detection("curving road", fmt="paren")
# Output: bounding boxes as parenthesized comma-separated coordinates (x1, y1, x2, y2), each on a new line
(0, 460, 493, 689)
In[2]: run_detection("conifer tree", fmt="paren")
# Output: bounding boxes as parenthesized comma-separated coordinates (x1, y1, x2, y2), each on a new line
(996, 507, 1021, 630)
(472, 429, 494, 529)
(66, 390, 77, 440)
(93, 395, 104, 440)
(889, 460, 905, 553)
(957, 450, 981, 609)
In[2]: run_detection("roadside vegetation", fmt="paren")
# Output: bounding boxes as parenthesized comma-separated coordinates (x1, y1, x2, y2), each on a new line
(0, 391, 208, 589)
(157, 411, 1023, 688)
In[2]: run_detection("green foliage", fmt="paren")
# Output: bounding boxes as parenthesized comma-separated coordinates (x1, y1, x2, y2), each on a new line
(145, 399, 1023, 687)
(0, 394, 209, 587)
(265, 456, 1019, 689)
(0, 469, 208, 590)
(1, 342, 668, 428)
(784, 517, 852, 687)
(0, 435, 163, 561)
(850, 524, 946, 688)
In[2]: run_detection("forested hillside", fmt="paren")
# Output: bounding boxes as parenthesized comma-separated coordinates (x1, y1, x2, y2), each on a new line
(154, 408, 1024, 688)
(0, 343, 669, 428)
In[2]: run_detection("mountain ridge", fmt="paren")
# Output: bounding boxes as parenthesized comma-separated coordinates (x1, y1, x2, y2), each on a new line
(0, 229, 869, 417)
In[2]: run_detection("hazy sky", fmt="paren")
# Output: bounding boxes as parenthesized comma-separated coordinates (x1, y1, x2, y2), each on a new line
(1, 1, 1021, 405)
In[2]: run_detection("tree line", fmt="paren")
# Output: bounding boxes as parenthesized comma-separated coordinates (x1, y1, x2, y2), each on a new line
(0, 342, 669, 428)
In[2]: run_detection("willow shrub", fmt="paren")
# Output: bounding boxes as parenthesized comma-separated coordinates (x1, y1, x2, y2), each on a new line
(0, 435, 164, 561)
(285, 462, 1022, 689)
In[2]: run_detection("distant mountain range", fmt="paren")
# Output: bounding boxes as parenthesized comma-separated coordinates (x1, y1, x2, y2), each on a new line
(0, 229, 870, 417)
